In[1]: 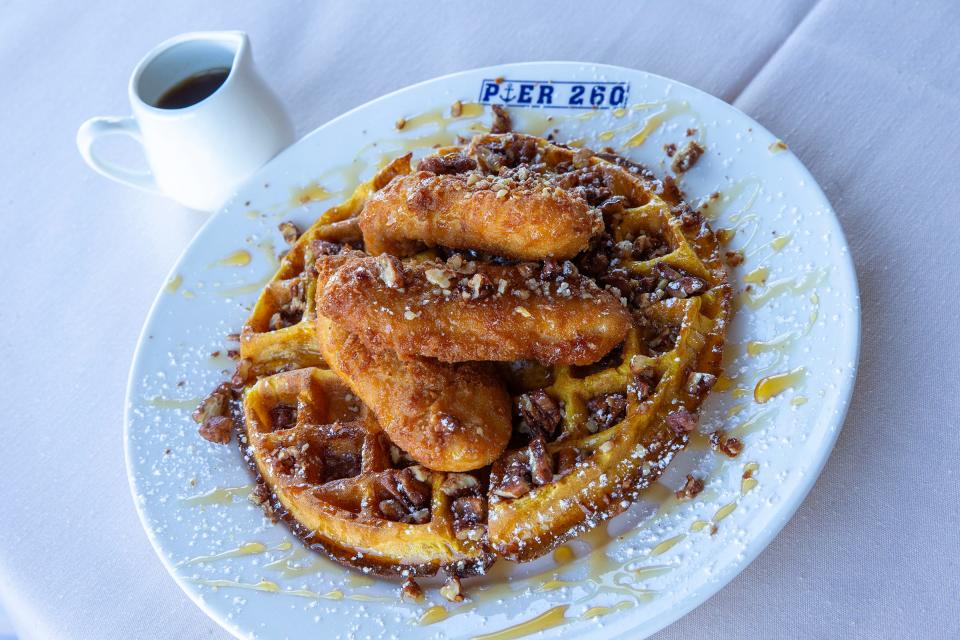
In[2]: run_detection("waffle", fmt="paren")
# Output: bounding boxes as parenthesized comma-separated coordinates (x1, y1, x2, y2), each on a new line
(219, 128, 732, 579)
(243, 367, 492, 576)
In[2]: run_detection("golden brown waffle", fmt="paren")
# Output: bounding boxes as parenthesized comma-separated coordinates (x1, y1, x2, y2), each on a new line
(228, 129, 732, 577)
(243, 367, 492, 576)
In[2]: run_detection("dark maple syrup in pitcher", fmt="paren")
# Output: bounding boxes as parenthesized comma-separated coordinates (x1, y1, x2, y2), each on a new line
(156, 67, 230, 109)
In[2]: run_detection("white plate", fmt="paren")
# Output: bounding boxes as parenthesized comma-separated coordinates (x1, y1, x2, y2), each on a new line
(125, 62, 859, 640)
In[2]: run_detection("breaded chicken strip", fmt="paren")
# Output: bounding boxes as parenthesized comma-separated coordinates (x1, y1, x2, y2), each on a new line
(359, 166, 602, 260)
(314, 255, 511, 472)
(318, 254, 632, 366)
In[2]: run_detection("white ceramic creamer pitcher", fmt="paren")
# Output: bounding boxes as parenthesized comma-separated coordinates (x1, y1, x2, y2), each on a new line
(77, 31, 294, 211)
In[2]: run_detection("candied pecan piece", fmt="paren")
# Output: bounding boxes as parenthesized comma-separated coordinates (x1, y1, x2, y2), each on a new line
(654, 262, 707, 298)
(676, 203, 702, 229)
(711, 431, 743, 458)
(668, 276, 707, 298)
(269, 404, 297, 431)
(193, 382, 235, 423)
(440, 576, 465, 602)
(598, 195, 627, 217)
(645, 323, 679, 352)
(383, 467, 431, 510)
(278, 221, 300, 245)
(587, 393, 627, 431)
(493, 460, 532, 499)
(400, 577, 424, 602)
(440, 473, 480, 496)
(490, 105, 512, 134)
(720, 437, 743, 458)
(378, 499, 407, 521)
(665, 407, 698, 435)
(417, 152, 477, 175)
(687, 372, 718, 397)
(452, 495, 487, 526)
(598, 268, 635, 299)
(676, 474, 705, 500)
(516, 390, 562, 438)
(311, 239, 343, 256)
(198, 415, 232, 444)
(249, 482, 278, 521)
(628, 365, 658, 402)
(474, 145, 504, 173)
(725, 250, 745, 267)
(555, 448, 580, 476)
(539, 258, 562, 280)
(528, 436, 554, 486)
(671, 141, 705, 174)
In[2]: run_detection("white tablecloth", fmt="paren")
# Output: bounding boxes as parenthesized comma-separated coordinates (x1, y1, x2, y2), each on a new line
(1, 1, 957, 638)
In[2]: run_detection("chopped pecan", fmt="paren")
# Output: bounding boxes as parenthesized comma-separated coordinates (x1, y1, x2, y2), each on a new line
(383, 467, 431, 511)
(668, 276, 707, 298)
(660, 175, 683, 205)
(628, 366, 657, 402)
(452, 495, 487, 526)
(539, 258, 561, 280)
(417, 152, 477, 175)
(310, 239, 342, 256)
(198, 415, 232, 444)
(645, 322, 679, 353)
(587, 393, 627, 431)
(598, 268, 635, 298)
(555, 448, 580, 476)
(687, 372, 717, 397)
(269, 404, 298, 431)
(720, 437, 743, 458)
(654, 262, 706, 298)
(665, 408, 698, 435)
(493, 460, 532, 499)
(528, 436, 554, 486)
(711, 431, 743, 458)
(676, 474, 705, 500)
(490, 104, 512, 134)
(516, 390, 562, 438)
(440, 576, 465, 603)
(278, 221, 300, 245)
(725, 250, 745, 267)
(400, 577, 424, 602)
(375, 254, 405, 289)
(628, 233, 670, 261)
(599, 195, 627, 217)
(671, 141, 705, 174)
(440, 473, 479, 496)
(378, 499, 407, 521)
(192, 383, 232, 424)
(249, 482, 278, 521)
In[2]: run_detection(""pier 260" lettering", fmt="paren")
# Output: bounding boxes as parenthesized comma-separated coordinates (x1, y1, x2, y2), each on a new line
(478, 79, 629, 110)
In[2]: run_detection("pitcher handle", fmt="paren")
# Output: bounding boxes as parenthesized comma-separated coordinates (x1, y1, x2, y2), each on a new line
(76, 116, 160, 193)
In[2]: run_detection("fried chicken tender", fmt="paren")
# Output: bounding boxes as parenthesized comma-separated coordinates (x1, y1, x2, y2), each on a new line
(314, 255, 511, 472)
(359, 169, 603, 260)
(318, 255, 632, 365)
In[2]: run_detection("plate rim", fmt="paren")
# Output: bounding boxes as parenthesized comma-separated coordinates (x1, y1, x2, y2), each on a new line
(123, 60, 861, 640)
